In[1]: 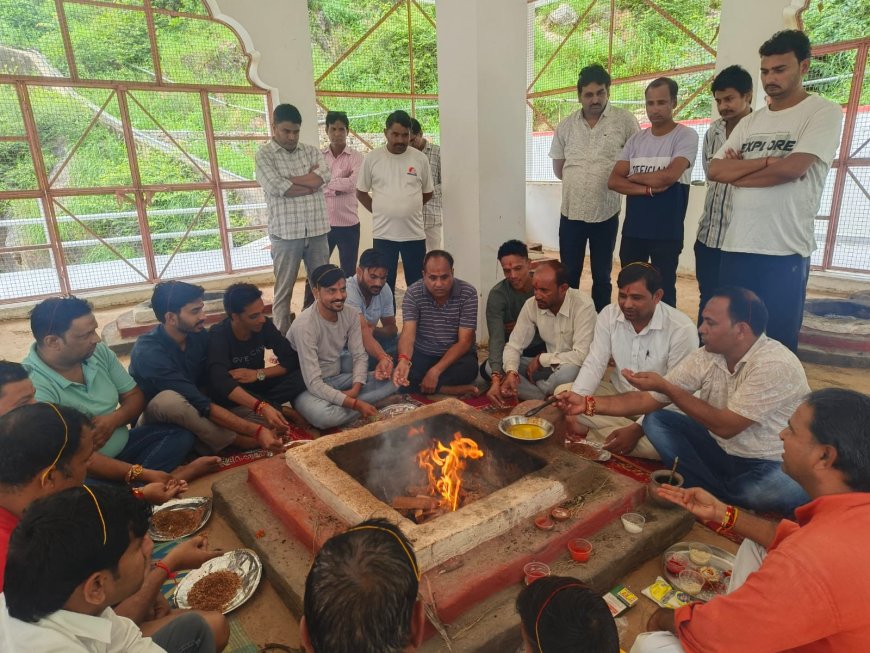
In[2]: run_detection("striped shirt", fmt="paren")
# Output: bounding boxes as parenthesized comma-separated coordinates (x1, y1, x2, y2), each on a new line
(696, 118, 733, 248)
(402, 278, 478, 357)
(323, 145, 363, 227)
(421, 141, 442, 228)
(255, 139, 331, 241)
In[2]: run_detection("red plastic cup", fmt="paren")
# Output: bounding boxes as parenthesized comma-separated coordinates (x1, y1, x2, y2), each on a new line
(567, 538, 592, 562)
(523, 561, 550, 585)
(665, 552, 689, 575)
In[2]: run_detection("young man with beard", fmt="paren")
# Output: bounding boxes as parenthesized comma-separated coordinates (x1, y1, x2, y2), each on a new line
(356, 110, 433, 294)
(550, 64, 639, 310)
(608, 77, 699, 307)
(694, 66, 753, 322)
(207, 283, 306, 426)
(556, 263, 698, 459)
(344, 248, 399, 371)
(484, 240, 545, 407)
(289, 265, 397, 430)
(130, 281, 283, 455)
(323, 111, 363, 277)
(708, 30, 842, 352)
(23, 297, 217, 483)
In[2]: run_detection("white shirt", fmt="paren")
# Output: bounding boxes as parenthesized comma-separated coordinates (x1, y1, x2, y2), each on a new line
(715, 94, 842, 257)
(549, 103, 640, 222)
(652, 335, 810, 460)
(503, 289, 596, 371)
(0, 595, 164, 653)
(356, 146, 434, 242)
(571, 302, 699, 396)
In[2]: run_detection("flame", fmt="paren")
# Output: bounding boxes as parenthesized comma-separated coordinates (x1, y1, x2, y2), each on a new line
(416, 432, 484, 511)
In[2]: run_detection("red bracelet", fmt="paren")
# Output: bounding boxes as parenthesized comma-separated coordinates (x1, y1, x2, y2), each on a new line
(351, 398, 358, 410)
(584, 395, 597, 417)
(254, 425, 264, 439)
(154, 560, 176, 580)
(131, 487, 145, 501)
(398, 354, 412, 365)
(253, 399, 263, 413)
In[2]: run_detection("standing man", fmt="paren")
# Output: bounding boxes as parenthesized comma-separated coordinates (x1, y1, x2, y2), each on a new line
(356, 110, 433, 295)
(256, 103, 331, 334)
(498, 261, 596, 402)
(550, 64, 640, 311)
(393, 251, 479, 396)
(323, 111, 364, 277)
(709, 30, 842, 352)
(410, 118, 442, 251)
(694, 65, 753, 323)
(345, 248, 399, 366)
(608, 78, 698, 307)
(483, 240, 545, 406)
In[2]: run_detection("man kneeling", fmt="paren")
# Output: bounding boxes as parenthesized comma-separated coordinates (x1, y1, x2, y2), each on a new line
(289, 264, 397, 430)
(301, 518, 424, 653)
(1, 485, 222, 652)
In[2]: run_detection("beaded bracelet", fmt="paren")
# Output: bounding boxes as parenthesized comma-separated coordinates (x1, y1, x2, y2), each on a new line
(584, 396, 597, 417)
(717, 505, 740, 533)
(125, 464, 144, 484)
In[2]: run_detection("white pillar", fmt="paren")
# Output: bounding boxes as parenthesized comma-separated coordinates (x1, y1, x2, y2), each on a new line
(206, 0, 319, 145)
(436, 0, 528, 336)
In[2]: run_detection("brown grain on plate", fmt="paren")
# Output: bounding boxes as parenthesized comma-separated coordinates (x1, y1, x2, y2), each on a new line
(151, 507, 203, 539)
(565, 442, 604, 461)
(186, 570, 242, 612)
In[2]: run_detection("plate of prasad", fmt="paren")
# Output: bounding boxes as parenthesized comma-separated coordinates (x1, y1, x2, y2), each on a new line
(175, 548, 263, 614)
(564, 438, 612, 462)
(148, 496, 212, 542)
(662, 541, 735, 602)
(498, 416, 554, 443)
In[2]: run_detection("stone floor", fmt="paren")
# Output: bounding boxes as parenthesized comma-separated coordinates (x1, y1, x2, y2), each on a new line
(1, 264, 868, 651)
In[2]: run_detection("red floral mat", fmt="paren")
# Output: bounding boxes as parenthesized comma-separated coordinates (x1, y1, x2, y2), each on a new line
(215, 423, 313, 473)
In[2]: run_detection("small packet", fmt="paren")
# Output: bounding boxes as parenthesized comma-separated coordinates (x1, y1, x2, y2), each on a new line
(642, 576, 692, 609)
(602, 584, 638, 617)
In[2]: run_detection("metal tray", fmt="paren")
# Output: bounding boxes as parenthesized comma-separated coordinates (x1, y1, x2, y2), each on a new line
(564, 439, 612, 462)
(175, 548, 263, 614)
(662, 541, 736, 602)
(379, 402, 420, 418)
(148, 496, 212, 542)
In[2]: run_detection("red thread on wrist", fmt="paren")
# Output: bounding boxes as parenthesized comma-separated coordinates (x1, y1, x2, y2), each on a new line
(154, 561, 176, 580)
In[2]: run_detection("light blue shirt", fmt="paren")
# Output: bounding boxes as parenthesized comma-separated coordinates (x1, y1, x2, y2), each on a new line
(344, 275, 395, 326)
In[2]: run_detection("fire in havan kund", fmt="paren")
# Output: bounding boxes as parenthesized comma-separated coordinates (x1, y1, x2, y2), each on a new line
(416, 430, 484, 511)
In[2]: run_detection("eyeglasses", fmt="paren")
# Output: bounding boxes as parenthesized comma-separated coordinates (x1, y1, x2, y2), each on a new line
(346, 525, 421, 581)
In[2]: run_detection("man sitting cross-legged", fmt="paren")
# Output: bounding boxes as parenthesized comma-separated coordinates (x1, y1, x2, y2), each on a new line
(498, 260, 596, 402)
(632, 388, 870, 653)
(289, 264, 397, 430)
(1, 485, 225, 653)
(484, 240, 546, 407)
(130, 281, 283, 455)
(556, 262, 698, 459)
(23, 297, 218, 484)
(557, 287, 810, 515)
(343, 248, 398, 372)
(300, 518, 425, 653)
(393, 250, 479, 396)
(207, 283, 306, 427)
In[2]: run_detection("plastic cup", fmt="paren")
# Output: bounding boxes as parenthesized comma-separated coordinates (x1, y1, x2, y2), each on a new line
(678, 569, 704, 596)
(688, 543, 712, 565)
(621, 512, 646, 534)
(665, 552, 690, 575)
(523, 561, 550, 585)
(567, 538, 592, 563)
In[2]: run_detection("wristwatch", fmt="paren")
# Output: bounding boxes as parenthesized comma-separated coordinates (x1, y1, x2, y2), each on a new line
(256, 369, 266, 382)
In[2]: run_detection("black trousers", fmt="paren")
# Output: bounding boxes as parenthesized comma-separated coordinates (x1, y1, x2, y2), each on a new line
(719, 251, 809, 352)
(242, 371, 307, 407)
(328, 224, 360, 277)
(406, 349, 479, 393)
(694, 240, 723, 324)
(559, 213, 619, 311)
(373, 238, 426, 295)
(619, 236, 683, 307)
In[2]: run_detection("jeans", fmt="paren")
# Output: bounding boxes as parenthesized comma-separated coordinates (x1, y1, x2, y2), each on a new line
(151, 611, 216, 653)
(140, 390, 237, 454)
(406, 349, 479, 393)
(559, 213, 619, 311)
(373, 238, 426, 297)
(514, 362, 581, 400)
(719, 251, 810, 352)
(619, 236, 683, 307)
(270, 233, 330, 334)
(643, 409, 810, 515)
(693, 240, 722, 325)
(328, 223, 360, 277)
(115, 423, 195, 473)
(294, 372, 397, 430)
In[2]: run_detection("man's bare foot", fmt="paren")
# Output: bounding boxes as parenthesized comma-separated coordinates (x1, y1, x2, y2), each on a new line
(440, 384, 481, 397)
(173, 456, 221, 481)
(281, 404, 309, 429)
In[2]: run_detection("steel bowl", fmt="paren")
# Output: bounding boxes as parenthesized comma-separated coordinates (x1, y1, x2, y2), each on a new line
(498, 415, 554, 443)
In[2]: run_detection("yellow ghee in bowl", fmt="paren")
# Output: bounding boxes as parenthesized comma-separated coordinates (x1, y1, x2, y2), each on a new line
(506, 423, 546, 440)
